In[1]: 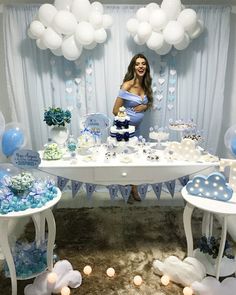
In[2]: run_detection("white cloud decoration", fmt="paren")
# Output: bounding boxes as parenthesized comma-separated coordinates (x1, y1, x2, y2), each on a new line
(28, 0, 113, 61)
(24, 260, 82, 295)
(126, 0, 204, 55)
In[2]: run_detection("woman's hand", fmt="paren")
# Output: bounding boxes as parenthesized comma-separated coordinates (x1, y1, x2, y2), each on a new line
(133, 104, 148, 112)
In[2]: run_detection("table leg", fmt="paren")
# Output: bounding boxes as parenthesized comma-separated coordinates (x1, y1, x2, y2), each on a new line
(32, 213, 46, 247)
(183, 203, 195, 257)
(202, 212, 211, 237)
(43, 209, 56, 271)
(216, 216, 227, 280)
(0, 219, 17, 295)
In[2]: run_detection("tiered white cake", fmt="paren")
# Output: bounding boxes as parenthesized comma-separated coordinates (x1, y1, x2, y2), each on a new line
(107, 106, 137, 145)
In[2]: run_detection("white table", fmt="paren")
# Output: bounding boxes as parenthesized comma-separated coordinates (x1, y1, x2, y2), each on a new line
(0, 189, 61, 295)
(39, 146, 218, 185)
(182, 186, 236, 279)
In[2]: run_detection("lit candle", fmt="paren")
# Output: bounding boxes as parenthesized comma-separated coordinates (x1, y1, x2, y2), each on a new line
(83, 265, 92, 275)
(161, 275, 170, 286)
(133, 275, 143, 286)
(106, 267, 115, 277)
(183, 286, 193, 295)
(47, 272, 58, 284)
(61, 286, 70, 295)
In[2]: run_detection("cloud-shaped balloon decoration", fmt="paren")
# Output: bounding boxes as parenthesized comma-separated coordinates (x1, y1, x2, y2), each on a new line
(24, 260, 82, 295)
(167, 138, 201, 161)
(192, 276, 236, 295)
(126, 0, 204, 55)
(28, 0, 113, 61)
(186, 172, 233, 202)
(153, 255, 206, 286)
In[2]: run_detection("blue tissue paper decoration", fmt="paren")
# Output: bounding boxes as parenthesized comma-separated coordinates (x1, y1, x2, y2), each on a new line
(186, 172, 233, 202)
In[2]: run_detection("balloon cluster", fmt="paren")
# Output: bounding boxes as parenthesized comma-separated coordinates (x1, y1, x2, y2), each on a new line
(28, 0, 113, 61)
(126, 0, 204, 55)
(224, 125, 236, 157)
(0, 111, 26, 158)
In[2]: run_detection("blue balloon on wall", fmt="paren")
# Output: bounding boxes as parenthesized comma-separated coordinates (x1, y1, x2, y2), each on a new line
(231, 137, 236, 157)
(1, 128, 24, 157)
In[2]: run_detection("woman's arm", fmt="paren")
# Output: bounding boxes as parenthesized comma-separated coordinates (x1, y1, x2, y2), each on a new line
(113, 97, 124, 115)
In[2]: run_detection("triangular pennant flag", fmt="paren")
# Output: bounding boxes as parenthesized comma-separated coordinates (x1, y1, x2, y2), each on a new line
(151, 183, 162, 200)
(57, 176, 69, 191)
(71, 180, 83, 198)
(106, 185, 119, 201)
(165, 180, 176, 198)
(119, 185, 132, 203)
(178, 175, 190, 187)
(85, 183, 96, 200)
(137, 184, 148, 200)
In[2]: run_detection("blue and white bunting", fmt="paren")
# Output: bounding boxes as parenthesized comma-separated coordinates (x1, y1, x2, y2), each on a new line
(165, 180, 176, 198)
(85, 183, 96, 200)
(138, 184, 148, 200)
(107, 185, 119, 201)
(71, 180, 83, 198)
(119, 185, 132, 203)
(57, 177, 69, 191)
(178, 175, 190, 187)
(151, 183, 162, 200)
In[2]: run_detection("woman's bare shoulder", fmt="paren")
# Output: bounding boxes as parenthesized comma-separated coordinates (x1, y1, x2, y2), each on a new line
(121, 80, 133, 91)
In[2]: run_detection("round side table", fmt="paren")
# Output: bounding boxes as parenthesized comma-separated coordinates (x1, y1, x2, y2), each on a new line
(0, 188, 61, 295)
(182, 186, 236, 280)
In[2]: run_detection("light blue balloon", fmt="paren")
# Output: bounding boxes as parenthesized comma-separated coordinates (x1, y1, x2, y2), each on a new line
(231, 137, 236, 157)
(1, 128, 24, 157)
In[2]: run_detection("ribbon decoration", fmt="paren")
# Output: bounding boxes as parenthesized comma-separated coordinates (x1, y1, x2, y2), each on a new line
(151, 183, 162, 200)
(71, 180, 83, 198)
(119, 185, 132, 203)
(106, 185, 119, 201)
(85, 183, 96, 201)
(137, 184, 149, 200)
(116, 132, 130, 142)
(164, 180, 176, 198)
(57, 177, 69, 191)
(114, 120, 129, 129)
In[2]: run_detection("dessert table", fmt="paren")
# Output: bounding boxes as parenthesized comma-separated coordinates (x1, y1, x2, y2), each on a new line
(0, 189, 61, 295)
(39, 144, 219, 186)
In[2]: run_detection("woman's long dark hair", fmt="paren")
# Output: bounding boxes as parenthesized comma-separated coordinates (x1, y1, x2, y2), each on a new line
(123, 53, 153, 109)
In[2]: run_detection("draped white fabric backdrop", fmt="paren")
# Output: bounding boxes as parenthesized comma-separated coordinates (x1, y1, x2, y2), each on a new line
(3, 4, 230, 153)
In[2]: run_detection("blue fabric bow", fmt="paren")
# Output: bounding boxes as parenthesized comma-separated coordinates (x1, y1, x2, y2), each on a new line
(116, 132, 129, 141)
(114, 120, 129, 129)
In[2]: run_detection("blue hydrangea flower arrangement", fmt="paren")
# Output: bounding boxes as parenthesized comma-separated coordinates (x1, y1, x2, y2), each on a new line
(44, 107, 71, 127)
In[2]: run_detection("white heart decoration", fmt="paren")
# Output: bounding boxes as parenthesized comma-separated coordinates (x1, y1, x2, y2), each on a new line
(167, 103, 174, 110)
(153, 86, 157, 93)
(169, 87, 175, 94)
(157, 95, 163, 101)
(86, 68, 93, 75)
(170, 69, 176, 75)
(74, 78, 81, 84)
(66, 87, 73, 94)
(158, 78, 165, 85)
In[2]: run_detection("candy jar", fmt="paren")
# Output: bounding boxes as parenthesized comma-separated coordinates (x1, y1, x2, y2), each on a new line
(67, 135, 77, 152)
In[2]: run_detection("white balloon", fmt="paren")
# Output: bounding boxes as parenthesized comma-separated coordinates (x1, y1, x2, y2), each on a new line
(133, 34, 146, 45)
(42, 27, 62, 50)
(136, 7, 149, 22)
(52, 10, 77, 35)
(36, 38, 47, 50)
(94, 28, 107, 43)
(188, 19, 204, 39)
(71, 0, 91, 22)
(75, 21, 95, 45)
(149, 9, 168, 32)
(91, 1, 104, 14)
(163, 20, 184, 45)
(30, 21, 45, 38)
(89, 11, 103, 29)
(177, 9, 197, 32)
(126, 18, 139, 35)
(27, 28, 37, 39)
(174, 33, 190, 50)
(146, 2, 160, 12)
(161, 0, 182, 21)
(102, 14, 113, 29)
(38, 4, 57, 27)
(155, 41, 172, 55)
(51, 47, 63, 56)
(146, 32, 164, 50)
(61, 35, 83, 60)
(84, 41, 97, 50)
(54, 0, 72, 11)
(137, 21, 152, 42)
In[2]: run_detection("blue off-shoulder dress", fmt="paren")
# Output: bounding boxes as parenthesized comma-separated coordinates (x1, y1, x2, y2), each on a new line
(118, 89, 148, 135)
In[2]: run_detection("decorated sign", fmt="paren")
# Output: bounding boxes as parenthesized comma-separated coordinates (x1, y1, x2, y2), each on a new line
(12, 149, 41, 169)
